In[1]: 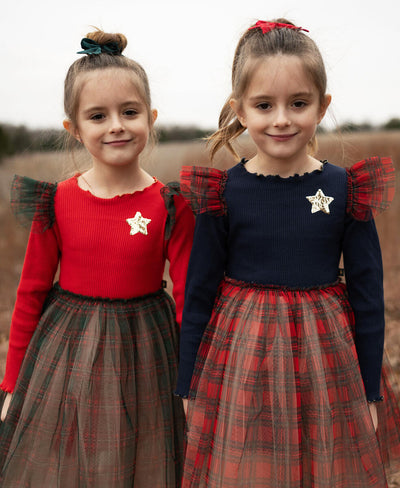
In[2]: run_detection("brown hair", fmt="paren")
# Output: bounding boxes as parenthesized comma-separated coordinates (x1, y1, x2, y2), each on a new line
(208, 19, 328, 160)
(64, 28, 156, 146)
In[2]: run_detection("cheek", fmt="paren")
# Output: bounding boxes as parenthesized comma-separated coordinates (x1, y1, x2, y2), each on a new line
(141, 121, 152, 137)
(297, 111, 320, 128)
(251, 114, 269, 130)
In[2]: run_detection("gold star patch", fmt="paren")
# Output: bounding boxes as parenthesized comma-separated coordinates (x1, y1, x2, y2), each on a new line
(306, 189, 334, 214)
(126, 211, 151, 236)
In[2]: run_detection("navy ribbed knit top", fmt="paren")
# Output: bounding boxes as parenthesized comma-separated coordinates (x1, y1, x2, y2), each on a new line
(176, 159, 392, 401)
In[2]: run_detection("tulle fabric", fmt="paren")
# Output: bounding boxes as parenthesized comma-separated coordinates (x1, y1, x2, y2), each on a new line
(180, 166, 227, 216)
(10, 174, 57, 233)
(0, 285, 184, 487)
(346, 157, 395, 221)
(183, 277, 400, 488)
(161, 181, 183, 240)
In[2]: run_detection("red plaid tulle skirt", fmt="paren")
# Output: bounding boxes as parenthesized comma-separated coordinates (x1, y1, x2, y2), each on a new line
(183, 277, 400, 488)
(0, 284, 184, 487)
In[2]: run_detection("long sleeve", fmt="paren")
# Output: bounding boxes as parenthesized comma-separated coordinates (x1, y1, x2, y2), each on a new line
(342, 216, 384, 401)
(1, 224, 60, 392)
(175, 212, 228, 397)
(343, 156, 395, 401)
(164, 193, 195, 326)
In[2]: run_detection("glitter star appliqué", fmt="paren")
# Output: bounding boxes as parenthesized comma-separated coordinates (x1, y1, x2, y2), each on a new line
(126, 211, 151, 236)
(306, 189, 334, 214)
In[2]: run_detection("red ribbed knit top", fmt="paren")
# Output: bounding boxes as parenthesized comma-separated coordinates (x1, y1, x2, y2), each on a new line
(1, 175, 195, 392)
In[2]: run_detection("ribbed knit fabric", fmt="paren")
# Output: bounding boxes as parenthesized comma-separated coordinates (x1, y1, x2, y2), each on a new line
(1, 175, 195, 393)
(176, 160, 386, 400)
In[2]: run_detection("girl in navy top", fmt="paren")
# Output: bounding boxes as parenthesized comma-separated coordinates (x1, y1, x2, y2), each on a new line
(176, 19, 400, 487)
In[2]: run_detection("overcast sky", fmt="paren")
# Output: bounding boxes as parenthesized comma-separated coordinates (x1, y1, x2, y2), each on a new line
(1, 0, 399, 132)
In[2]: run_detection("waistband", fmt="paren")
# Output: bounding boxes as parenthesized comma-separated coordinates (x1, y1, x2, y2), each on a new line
(223, 275, 343, 292)
(49, 282, 166, 304)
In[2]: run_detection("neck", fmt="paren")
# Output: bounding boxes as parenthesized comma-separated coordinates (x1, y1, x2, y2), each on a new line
(247, 153, 320, 178)
(79, 163, 154, 198)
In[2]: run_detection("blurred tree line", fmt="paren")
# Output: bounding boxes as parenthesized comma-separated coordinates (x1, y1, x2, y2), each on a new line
(1, 119, 399, 161)
(157, 125, 212, 143)
(0, 125, 63, 159)
(335, 118, 400, 133)
(0, 123, 214, 161)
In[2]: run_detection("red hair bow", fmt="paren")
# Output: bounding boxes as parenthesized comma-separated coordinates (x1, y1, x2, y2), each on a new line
(249, 21, 309, 34)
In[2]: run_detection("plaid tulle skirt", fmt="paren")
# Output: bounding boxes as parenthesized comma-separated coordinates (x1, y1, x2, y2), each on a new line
(183, 277, 400, 488)
(0, 284, 184, 487)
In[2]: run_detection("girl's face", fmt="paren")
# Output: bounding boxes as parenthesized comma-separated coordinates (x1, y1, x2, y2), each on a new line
(66, 68, 157, 170)
(231, 55, 330, 167)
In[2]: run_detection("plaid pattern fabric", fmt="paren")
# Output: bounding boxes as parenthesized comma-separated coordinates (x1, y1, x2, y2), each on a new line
(0, 285, 184, 487)
(160, 181, 180, 240)
(183, 277, 400, 487)
(346, 157, 396, 221)
(11, 175, 57, 233)
(180, 166, 228, 216)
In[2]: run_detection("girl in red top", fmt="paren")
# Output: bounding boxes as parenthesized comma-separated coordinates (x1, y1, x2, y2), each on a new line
(0, 29, 194, 487)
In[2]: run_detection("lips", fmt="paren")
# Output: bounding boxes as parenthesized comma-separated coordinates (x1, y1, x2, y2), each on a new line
(267, 133, 297, 142)
(104, 139, 132, 146)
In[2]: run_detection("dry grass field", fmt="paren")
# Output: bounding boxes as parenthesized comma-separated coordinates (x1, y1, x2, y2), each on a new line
(0, 130, 399, 482)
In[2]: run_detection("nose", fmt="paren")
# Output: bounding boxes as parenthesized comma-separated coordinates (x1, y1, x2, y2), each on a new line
(109, 115, 125, 133)
(273, 108, 291, 128)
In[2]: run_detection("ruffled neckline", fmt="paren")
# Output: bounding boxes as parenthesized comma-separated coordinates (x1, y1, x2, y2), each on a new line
(72, 173, 159, 201)
(238, 158, 327, 181)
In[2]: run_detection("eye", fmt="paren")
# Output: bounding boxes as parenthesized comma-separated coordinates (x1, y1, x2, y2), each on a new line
(292, 100, 307, 109)
(124, 109, 138, 117)
(256, 102, 271, 111)
(90, 113, 105, 121)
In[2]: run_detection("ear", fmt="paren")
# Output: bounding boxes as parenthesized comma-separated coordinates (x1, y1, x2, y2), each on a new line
(317, 94, 331, 124)
(229, 98, 246, 128)
(63, 119, 82, 143)
(151, 109, 158, 126)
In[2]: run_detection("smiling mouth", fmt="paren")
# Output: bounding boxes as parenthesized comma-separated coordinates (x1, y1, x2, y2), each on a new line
(267, 133, 297, 141)
(105, 139, 132, 146)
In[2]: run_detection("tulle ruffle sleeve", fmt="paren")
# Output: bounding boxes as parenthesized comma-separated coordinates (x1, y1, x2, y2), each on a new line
(180, 166, 228, 216)
(11, 175, 57, 233)
(346, 157, 395, 221)
(160, 181, 181, 240)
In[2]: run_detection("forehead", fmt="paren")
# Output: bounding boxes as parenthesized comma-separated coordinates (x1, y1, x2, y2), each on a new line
(77, 68, 144, 106)
(245, 55, 317, 97)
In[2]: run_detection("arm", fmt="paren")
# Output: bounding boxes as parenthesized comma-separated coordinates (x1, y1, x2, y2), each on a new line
(0, 393, 12, 421)
(164, 194, 195, 325)
(342, 215, 384, 402)
(342, 156, 395, 404)
(1, 223, 60, 394)
(175, 212, 228, 397)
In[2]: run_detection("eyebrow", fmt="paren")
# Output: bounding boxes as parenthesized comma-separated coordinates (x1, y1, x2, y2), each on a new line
(249, 91, 314, 101)
(82, 100, 144, 114)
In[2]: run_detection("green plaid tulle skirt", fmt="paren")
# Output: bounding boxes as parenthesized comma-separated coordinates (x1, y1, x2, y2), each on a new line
(0, 284, 184, 487)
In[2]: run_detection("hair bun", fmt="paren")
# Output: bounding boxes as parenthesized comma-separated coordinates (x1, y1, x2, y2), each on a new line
(274, 18, 295, 26)
(86, 29, 128, 54)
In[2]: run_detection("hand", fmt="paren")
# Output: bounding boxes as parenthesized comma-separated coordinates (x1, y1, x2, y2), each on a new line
(1, 393, 12, 422)
(368, 402, 378, 431)
(182, 398, 189, 416)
